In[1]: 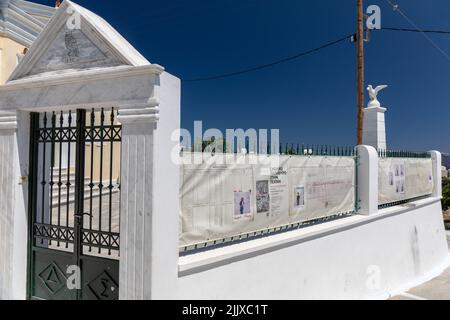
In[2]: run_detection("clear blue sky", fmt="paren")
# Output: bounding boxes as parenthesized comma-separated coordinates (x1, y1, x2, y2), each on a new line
(34, 0, 450, 152)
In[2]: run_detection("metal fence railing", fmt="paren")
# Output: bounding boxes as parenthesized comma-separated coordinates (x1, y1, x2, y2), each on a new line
(179, 211, 355, 256)
(377, 149, 431, 159)
(182, 139, 357, 157)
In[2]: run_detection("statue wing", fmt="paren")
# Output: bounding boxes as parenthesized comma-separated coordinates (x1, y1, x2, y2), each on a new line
(374, 85, 388, 94)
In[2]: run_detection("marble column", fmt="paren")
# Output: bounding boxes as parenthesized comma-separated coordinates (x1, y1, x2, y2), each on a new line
(0, 111, 30, 300)
(0, 112, 18, 299)
(117, 104, 158, 300)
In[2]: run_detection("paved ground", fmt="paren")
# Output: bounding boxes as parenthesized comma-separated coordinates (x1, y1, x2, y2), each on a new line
(391, 231, 450, 300)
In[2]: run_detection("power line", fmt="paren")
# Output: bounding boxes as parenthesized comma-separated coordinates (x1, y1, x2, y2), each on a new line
(181, 25, 450, 83)
(383, 0, 450, 60)
(183, 33, 354, 82)
(382, 27, 450, 35)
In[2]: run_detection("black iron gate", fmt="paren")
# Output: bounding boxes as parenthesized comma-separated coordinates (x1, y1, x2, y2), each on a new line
(28, 108, 122, 300)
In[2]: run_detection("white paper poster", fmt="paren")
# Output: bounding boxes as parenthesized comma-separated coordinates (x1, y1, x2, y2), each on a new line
(392, 160, 406, 195)
(233, 191, 253, 221)
(269, 167, 289, 217)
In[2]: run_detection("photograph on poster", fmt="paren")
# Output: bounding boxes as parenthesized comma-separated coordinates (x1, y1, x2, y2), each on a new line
(389, 172, 394, 186)
(389, 161, 406, 195)
(293, 186, 305, 209)
(234, 191, 252, 220)
(256, 180, 270, 213)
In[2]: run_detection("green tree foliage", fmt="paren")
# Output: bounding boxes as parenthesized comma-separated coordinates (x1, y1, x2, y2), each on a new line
(442, 177, 450, 211)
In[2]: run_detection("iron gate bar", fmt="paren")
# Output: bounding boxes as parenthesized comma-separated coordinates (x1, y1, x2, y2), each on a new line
(57, 112, 63, 247)
(98, 109, 104, 254)
(40, 113, 47, 245)
(49, 112, 56, 239)
(108, 109, 115, 255)
(26, 113, 40, 299)
(65, 111, 72, 249)
(74, 109, 86, 300)
(88, 110, 95, 252)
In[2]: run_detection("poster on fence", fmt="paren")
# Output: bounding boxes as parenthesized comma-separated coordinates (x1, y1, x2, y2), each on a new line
(268, 167, 289, 217)
(233, 190, 253, 221)
(379, 158, 433, 206)
(256, 180, 270, 214)
(179, 153, 356, 247)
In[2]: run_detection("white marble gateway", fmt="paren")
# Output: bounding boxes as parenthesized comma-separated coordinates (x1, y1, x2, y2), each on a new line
(0, 0, 181, 300)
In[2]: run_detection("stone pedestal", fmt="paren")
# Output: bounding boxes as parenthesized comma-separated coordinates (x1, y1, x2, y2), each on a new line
(363, 105, 387, 151)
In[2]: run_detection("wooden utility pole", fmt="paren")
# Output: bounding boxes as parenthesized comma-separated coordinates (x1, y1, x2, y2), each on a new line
(356, 0, 365, 145)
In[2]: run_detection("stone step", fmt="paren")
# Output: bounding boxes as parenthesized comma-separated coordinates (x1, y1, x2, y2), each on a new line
(51, 187, 119, 207)
(51, 181, 119, 196)
(50, 179, 119, 207)
(49, 176, 91, 185)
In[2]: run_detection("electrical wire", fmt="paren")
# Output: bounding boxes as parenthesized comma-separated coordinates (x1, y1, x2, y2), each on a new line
(382, 27, 450, 35)
(181, 11, 450, 83)
(383, 0, 450, 60)
(183, 33, 354, 82)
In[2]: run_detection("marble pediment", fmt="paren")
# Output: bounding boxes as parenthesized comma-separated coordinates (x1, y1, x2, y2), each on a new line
(25, 25, 124, 76)
(9, 0, 150, 82)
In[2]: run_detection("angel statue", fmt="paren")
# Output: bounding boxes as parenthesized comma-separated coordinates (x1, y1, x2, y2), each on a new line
(367, 85, 388, 108)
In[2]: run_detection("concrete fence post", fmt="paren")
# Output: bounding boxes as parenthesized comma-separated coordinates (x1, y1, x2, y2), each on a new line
(429, 150, 442, 198)
(356, 145, 379, 216)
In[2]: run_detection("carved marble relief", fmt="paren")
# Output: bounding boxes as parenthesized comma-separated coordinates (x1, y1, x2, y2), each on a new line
(25, 26, 125, 77)
(64, 30, 80, 63)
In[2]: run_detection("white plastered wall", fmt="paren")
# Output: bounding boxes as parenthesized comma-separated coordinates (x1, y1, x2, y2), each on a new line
(174, 198, 448, 300)
(167, 147, 449, 300)
(148, 72, 181, 299)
